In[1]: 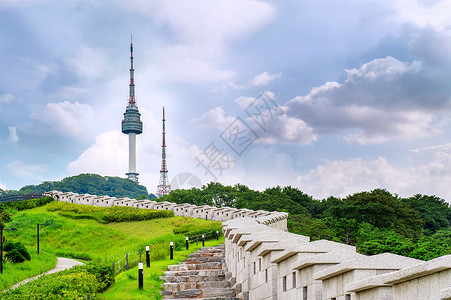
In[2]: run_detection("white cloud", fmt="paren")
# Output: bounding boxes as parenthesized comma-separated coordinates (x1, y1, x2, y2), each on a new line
(65, 46, 107, 80)
(235, 96, 257, 109)
(191, 107, 235, 130)
(152, 45, 235, 83)
(7, 126, 19, 144)
(7, 160, 48, 178)
(0, 182, 6, 191)
(131, 0, 275, 46)
(260, 115, 317, 145)
(297, 143, 451, 201)
(0, 93, 15, 104)
(393, 0, 451, 30)
(220, 71, 282, 90)
(68, 130, 128, 175)
(33, 101, 94, 137)
(249, 71, 282, 86)
(270, 56, 449, 144)
(128, 0, 275, 84)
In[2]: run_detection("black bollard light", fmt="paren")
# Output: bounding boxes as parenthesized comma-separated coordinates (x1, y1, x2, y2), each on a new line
(138, 262, 143, 290)
(1, 227, 17, 274)
(216, 230, 219, 240)
(37, 223, 50, 255)
(185, 236, 189, 250)
(146, 245, 150, 268)
(202, 234, 205, 247)
(170, 241, 174, 260)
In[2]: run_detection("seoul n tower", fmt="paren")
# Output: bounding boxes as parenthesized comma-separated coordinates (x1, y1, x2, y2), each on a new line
(156, 107, 171, 197)
(121, 36, 143, 182)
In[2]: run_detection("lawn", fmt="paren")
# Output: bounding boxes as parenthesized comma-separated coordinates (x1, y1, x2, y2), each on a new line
(1, 202, 223, 297)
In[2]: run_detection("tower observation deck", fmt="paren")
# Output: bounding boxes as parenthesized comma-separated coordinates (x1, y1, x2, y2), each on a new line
(122, 36, 143, 183)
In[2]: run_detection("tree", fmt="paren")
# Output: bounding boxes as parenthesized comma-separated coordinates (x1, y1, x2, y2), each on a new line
(401, 194, 451, 234)
(328, 189, 423, 239)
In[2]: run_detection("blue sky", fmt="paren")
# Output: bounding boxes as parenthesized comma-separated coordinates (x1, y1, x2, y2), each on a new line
(1, 0, 451, 201)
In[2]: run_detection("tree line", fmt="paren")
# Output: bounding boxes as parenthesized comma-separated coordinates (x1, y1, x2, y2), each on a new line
(163, 182, 451, 261)
(1, 174, 153, 200)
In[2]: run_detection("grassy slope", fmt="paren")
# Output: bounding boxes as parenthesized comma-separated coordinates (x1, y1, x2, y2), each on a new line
(1, 204, 222, 294)
(0, 252, 57, 291)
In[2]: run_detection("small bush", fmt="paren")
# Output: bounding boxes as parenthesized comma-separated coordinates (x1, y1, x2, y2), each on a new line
(47, 202, 174, 223)
(3, 197, 54, 211)
(2, 262, 114, 299)
(3, 241, 17, 252)
(5, 249, 26, 263)
(15, 243, 31, 261)
(2, 242, 30, 262)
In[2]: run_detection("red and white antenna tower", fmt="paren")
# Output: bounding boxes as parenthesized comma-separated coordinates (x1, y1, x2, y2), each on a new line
(156, 107, 171, 197)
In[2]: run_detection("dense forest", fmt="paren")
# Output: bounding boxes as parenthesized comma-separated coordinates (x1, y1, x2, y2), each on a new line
(0, 174, 154, 200)
(163, 182, 451, 261)
(2, 175, 450, 261)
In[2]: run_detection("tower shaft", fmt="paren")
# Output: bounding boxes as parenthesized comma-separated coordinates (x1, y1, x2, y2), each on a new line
(122, 36, 143, 183)
(156, 107, 171, 197)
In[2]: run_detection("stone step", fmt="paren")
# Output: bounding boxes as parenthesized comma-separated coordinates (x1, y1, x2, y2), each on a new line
(163, 281, 232, 292)
(168, 262, 222, 271)
(162, 243, 236, 300)
(161, 273, 226, 283)
(162, 288, 237, 299)
(183, 256, 225, 263)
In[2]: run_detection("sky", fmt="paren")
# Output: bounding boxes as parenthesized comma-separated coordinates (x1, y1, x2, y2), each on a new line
(1, 0, 451, 201)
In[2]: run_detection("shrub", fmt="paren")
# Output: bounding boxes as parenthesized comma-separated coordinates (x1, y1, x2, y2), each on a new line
(2, 262, 114, 299)
(47, 202, 174, 223)
(3, 241, 17, 252)
(15, 243, 31, 261)
(3, 197, 54, 211)
(4, 249, 26, 263)
(3, 242, 31, 262)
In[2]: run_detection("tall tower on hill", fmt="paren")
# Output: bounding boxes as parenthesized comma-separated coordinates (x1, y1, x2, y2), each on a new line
(121, 36, 143, 183)
(156, 107, 171, 197)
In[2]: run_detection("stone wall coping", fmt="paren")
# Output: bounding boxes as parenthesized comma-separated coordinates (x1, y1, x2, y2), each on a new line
(115, 197, 131, 201)
(292, 249, 364, 271)
(92, 195, 112, 199)
(381, 254, 451, 285)
(134, 199, 152, 203)
(223, 218, 259, 237)
(257, 238, 309, 257)
(345, 272, 393, 293)
(271, 239, 356, 263)
(244, 232, 303, 252)
(229, 225, 270, 243)
(238, 230, 289, 247)
(315, 253, 422, 281)
(440, 287, 451, 299)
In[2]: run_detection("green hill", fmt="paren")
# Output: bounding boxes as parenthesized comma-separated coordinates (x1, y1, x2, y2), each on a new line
(16, 173, 155, 199)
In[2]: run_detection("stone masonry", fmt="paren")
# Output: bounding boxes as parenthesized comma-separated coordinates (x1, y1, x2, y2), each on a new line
(160, 244, 238, 300)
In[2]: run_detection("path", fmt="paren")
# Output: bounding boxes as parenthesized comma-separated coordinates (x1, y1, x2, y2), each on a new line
(161, 244, 239, 299)
(6, 257, 85, 291)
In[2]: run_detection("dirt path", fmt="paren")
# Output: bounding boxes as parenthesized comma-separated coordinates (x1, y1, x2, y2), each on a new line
(6, 257, 85, 291)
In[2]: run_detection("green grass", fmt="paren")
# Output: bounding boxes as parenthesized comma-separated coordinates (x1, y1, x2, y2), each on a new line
(97, 238, 225, 299)
(0, 251, 57, 291)
(1, 202, 222, 294)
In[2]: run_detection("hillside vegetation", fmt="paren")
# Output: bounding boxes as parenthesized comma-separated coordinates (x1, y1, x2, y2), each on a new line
(2, 173, 154, 199)
(1, 199, 222, 299)
(164, 182, 451, 260)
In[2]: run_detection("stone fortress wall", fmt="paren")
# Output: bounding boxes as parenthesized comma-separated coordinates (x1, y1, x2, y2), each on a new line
(46, 191, 451, 300)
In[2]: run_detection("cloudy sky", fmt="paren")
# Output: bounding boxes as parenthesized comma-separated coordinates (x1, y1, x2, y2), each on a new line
(1, 0, 451, 201)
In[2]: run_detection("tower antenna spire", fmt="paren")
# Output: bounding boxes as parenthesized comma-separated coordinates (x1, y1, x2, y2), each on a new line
(156, 106, 171, 197)
(122, 35, 143, 183)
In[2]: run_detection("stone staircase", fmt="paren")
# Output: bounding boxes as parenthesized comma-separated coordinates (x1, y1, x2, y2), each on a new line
(161, 244, 239, 300)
